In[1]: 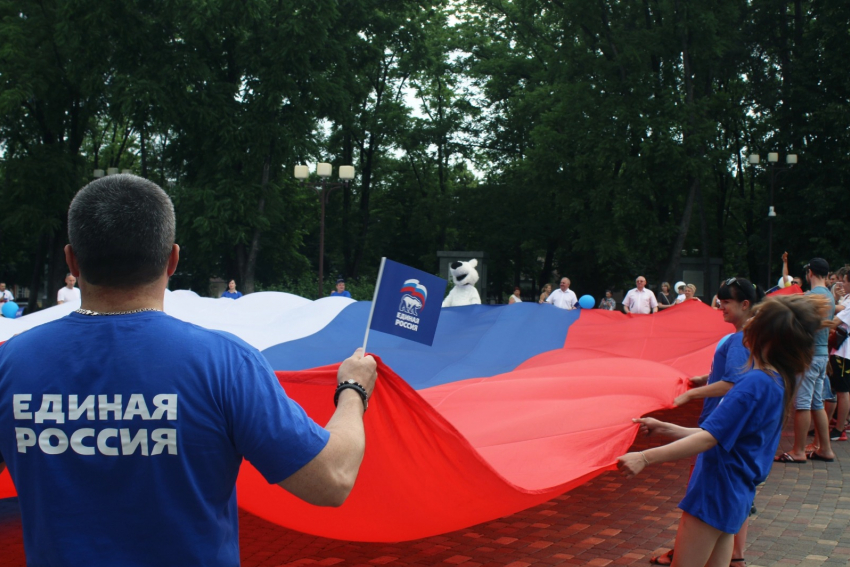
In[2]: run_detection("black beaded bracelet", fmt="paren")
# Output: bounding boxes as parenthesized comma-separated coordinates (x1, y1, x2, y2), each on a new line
(334, 380, 369, 412)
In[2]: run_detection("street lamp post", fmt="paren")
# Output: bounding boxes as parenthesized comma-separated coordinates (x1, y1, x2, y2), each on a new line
(294, 163, 355, 299)
(748, 152, 797, 287)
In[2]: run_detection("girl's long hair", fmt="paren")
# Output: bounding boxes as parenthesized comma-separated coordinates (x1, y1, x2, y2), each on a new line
(743, 295, 832, 418)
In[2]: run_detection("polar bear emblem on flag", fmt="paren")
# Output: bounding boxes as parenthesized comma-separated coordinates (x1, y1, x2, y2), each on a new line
(399, 279, 427, 316)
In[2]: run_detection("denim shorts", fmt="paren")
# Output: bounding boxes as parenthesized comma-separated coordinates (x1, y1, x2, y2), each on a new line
(823, 372, 836, 402)
(796, 355, 830, 411)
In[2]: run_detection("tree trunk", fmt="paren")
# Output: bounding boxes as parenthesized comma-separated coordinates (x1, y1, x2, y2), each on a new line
(746, 168, 759, 283)
(663, 0, 705, 288)
(28, 234, 47, 313)
(662, 176, 699, 286)
(697, 174, 711, 288)
(539, 238, 557, 288)
(351, 136, 375, 278)
(237, 157, 271, 294)
(342, 130, 354, 276)
(140, 123, 147, 178)
(45, 219, 69, 308)
(513, 244, 522, 288)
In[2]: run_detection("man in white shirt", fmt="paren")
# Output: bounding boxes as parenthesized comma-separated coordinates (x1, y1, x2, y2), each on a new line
(0, 283, 13, 303)
(57, 273, 81, 304)
(623, 276, 658, 314)
(546, 277, 578, 310)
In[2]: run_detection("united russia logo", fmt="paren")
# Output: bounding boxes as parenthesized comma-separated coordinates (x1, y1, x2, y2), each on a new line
(367, 258, 447, 347)
(397, 279, 427, 330)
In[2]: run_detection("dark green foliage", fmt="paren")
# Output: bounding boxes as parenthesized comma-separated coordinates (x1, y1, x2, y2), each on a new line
(1, 0, 848, 306)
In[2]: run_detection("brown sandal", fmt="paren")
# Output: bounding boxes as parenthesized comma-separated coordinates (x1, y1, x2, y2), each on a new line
(649, 549, 673, 565)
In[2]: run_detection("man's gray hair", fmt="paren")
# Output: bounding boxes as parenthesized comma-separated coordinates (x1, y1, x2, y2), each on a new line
(68, 174, 175, 287)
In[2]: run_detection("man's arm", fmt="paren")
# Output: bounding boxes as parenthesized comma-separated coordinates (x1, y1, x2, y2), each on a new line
(650, 293, 658, 314)
(622, 291, 632, 314)
(277, 350, 377, 507)
(674, 380, 733, 406)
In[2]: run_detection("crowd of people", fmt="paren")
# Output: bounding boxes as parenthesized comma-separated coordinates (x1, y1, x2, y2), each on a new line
(527, 276, 704, 313)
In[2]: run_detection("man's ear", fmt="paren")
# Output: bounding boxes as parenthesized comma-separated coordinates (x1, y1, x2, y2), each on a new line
(167, 244, 180, 277)
(64, 245, 81, 278)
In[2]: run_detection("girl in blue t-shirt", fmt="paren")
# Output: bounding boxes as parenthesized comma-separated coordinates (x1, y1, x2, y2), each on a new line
(618, 295, 830, 567)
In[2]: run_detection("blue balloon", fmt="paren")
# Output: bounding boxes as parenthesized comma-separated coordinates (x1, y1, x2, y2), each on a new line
(2, 301, 19, 319)
(579, 295, 595, 309)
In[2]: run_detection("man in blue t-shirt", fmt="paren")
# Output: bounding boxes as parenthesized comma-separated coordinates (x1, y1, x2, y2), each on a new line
(221, 279, 243, 299)
(330, 278, 352, 298)
(0, 174, 378, 567)
(783, 257, 836, 463)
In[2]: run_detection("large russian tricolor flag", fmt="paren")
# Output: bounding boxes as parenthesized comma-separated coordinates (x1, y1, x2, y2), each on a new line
(0, 291, 732, 542)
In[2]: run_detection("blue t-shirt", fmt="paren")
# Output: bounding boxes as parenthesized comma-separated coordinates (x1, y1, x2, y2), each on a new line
(222, 290, 243, 299)
(698, 332, 750, 425)
(330, 290, 352, 298)
(807, 286, 835, 356)
(0, 311, 329, 566)
(680, 369, 784, 534)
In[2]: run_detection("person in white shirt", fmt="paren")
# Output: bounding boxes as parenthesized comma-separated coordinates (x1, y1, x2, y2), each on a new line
(57, 273, 82, 304)
(0, 283, 13, 303)
(545, 277, 578, 310)
(508, 286, 523, 304)
(623, 276, 659, 314)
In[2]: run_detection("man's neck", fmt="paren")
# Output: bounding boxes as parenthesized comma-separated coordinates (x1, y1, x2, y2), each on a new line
(810, 276, 826, 289)
(78, 278, 167, 313)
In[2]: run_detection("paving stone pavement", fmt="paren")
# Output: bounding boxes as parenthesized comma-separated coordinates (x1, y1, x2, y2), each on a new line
(1, 402, 848, 566)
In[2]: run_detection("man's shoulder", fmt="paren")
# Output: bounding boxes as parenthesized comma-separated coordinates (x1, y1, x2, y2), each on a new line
(4, 313, 257, 358)
(812, 286, 836, 300)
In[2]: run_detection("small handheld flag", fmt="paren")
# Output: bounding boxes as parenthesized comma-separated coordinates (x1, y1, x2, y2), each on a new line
(363, 258, 448, 350)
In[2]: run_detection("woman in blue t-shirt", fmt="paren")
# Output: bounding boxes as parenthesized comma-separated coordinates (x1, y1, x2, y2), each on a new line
(652, 278, 763, 566)
(618, 295, 830, 567)
(221, 279, 243, 299)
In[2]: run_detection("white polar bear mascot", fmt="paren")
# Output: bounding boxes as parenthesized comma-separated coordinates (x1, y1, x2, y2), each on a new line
(442, 259, 482, 307)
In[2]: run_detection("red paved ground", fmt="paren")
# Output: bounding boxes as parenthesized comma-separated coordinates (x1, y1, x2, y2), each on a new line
(0, 405, 697, 566)
(4, 401, 849, 566)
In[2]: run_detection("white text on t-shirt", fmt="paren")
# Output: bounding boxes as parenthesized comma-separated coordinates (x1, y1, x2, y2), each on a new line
(12, 393, 178, 457)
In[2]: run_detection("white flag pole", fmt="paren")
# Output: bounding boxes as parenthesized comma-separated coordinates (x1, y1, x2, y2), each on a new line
(362, 257, 386, 352)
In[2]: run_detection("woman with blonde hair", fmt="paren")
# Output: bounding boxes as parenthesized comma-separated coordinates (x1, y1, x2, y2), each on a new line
(618, 295, 831, 566)
(683, 283, 702, 303)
